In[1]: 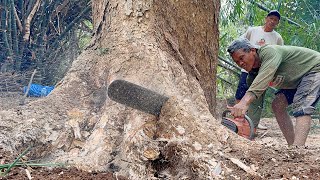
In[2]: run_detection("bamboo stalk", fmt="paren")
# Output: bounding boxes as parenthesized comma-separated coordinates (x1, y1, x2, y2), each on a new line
(1, 0, 13, 60)
(36, 0, 50, 45)
(13, 5, 23, 32)
(7, 0, 13, 53)
(17, 0, 24, 28)
(10, 0, 19, 57)
(23, 0, 41, 41)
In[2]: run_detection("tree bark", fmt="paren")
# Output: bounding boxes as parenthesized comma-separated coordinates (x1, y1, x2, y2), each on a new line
(0, 0, 256, 178)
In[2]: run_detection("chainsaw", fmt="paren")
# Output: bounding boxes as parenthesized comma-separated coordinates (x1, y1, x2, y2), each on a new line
(221, 110, 256, 140)
(108, 80, 256, 140)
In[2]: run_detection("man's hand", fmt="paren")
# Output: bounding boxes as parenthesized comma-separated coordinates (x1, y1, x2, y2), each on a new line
(228, 102, 249, 117)
(228, 92, 257, 117)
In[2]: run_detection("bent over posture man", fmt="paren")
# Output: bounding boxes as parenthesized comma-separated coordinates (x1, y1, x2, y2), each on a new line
(236, 10, 284, 130)
(227, 38, 320, 146)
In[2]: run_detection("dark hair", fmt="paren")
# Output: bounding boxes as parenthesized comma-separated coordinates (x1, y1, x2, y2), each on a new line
(267, 10, 281, 20)
(227, 38, 258, 55)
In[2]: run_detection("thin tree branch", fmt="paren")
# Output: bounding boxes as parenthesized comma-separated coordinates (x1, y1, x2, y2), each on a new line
(1, 0, 13, 60)
(218, 56, 241, 72)
(217, 75, 234, 86)
(218, 62, 241, 77)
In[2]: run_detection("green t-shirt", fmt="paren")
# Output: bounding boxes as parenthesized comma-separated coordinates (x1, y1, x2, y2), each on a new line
(248, 45, 320, 98)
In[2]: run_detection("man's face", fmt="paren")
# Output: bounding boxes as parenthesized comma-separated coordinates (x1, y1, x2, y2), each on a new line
(265, 15, 280, 30)
(231, 48, 257, 72)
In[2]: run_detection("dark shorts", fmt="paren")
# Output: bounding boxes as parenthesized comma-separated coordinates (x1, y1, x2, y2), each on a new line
(291, 72, 320, 117)
(275, 89, 297, 105)
(236, 71, 297, 104)
(236, 70, 320, 118)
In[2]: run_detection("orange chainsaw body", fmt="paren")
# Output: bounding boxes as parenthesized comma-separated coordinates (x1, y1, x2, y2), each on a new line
(221, 110, 256, 140)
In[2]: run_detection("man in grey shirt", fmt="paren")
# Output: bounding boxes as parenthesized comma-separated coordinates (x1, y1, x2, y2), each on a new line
(235, 10, 284, 130)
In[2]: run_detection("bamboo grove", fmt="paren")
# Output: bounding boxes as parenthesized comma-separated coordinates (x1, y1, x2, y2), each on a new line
(0, 0, 91, 84)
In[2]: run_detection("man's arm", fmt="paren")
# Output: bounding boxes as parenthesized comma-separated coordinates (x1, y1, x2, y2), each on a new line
(277, 35, 284, 45)
(240, 26, 254, 40)
(229, 92, 257, 117)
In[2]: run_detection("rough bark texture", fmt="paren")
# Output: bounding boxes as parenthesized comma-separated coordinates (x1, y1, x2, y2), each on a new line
(153, 1, 219, 115)
(0, 0, 258, 179)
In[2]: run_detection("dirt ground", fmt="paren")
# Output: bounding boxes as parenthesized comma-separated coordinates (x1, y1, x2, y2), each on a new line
(226, 117, 320, 179)
(1, 94, 320, 179)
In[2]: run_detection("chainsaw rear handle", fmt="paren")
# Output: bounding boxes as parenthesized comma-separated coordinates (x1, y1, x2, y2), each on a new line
(222, 110, 255, 140)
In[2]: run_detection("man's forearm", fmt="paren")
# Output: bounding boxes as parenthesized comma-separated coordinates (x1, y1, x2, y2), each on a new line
(230, 91, 257, 117)
(240, 91, 257, 106)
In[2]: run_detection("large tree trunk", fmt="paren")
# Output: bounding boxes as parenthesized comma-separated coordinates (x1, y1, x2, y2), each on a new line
(91, 0, 218, 115)
(0, 0, 256, 179)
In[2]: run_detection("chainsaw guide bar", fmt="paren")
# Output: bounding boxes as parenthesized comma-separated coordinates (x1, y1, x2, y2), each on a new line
(107, 80, 169, 116)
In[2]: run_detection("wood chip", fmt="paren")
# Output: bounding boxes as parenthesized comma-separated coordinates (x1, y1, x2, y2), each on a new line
(25, 168, 32, 180)
(229, 158, 258, 176)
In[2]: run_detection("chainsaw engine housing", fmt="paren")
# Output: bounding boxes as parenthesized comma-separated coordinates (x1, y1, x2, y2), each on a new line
(221, 110, 256, 140)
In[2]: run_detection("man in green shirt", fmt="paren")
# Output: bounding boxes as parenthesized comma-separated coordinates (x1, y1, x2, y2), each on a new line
(227, 38, 320, 146)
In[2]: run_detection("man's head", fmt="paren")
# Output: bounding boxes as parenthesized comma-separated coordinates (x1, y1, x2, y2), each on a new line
(264, 10, 281, 32)
(227, 38, 260, 72)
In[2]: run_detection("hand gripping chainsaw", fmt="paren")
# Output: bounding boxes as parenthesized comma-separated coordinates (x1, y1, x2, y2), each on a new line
(221, 110, 256, 140)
